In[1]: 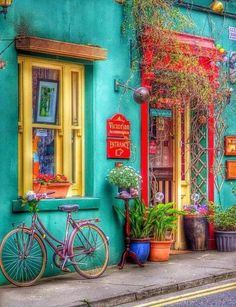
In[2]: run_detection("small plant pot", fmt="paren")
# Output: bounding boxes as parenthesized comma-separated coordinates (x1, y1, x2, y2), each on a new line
(215, 231, 236, 252)
(130, 239, 150, 264)
(117, 187, 131, 199)
(149, 240, 172, 262)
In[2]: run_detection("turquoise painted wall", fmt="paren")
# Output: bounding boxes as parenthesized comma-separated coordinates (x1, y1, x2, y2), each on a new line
(0, 0, 236, 285)
(0, 0, 140, 284)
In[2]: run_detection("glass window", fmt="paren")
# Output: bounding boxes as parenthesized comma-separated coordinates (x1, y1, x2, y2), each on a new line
(18, 57, 84, 197)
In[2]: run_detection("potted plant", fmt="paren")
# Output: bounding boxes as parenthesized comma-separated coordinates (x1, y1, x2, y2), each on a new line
(33, 173, 71, 198)
(148, 202, 184, 261)
(129, 198, 151, 263)
(183, 202, 213, 251)
(214, 205, 236, 252)
(107, 163, 141, 198)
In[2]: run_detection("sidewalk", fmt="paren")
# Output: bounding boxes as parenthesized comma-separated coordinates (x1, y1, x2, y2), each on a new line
(0, 251, 236, 307)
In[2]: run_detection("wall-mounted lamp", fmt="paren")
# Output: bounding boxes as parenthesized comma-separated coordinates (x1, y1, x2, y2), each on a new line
(114, 79, 150, 104)
(0, 0, 13, 18)
(210, 1, 224, 14)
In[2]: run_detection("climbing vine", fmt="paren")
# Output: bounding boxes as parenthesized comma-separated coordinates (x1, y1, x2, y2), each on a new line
(121, 0, 233, 202)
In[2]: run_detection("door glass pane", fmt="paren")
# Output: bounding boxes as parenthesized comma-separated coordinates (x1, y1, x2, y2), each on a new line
(149, 112, 173, 204)
(33, 128, 55, 179)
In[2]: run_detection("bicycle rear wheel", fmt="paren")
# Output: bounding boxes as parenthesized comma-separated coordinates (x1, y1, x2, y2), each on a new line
(70, 223, 109, 278)
(0, 228, 47, 287)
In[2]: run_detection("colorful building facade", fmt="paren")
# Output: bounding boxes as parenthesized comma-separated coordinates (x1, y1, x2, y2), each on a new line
(0, 0, 236, 284)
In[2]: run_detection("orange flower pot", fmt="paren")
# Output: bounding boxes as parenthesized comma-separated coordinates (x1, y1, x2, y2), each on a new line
(33, 182, 48, 194)
(149, 240, 172, 262)
(46, 182, 71, 198)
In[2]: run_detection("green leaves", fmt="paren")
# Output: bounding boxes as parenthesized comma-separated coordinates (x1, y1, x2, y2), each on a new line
(129, 199, 150, 239)
(107, 165, 141, 188)
(214, 205, 236, 231)
(148, 203, 185, 241)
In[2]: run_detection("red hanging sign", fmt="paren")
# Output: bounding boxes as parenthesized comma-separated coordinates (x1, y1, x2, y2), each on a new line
(107, 113, 130, 138)
(106, 138, 131, 159)
(106, 114, 131, 159)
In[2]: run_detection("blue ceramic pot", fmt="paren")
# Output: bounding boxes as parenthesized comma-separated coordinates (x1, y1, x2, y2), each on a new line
(130, 239, 150, 263)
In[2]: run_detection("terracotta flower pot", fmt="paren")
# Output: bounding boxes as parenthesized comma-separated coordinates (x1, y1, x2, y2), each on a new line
(149, 240, 172, 262)
(46, 182, 71, 198)
(33, 182, 48, 194)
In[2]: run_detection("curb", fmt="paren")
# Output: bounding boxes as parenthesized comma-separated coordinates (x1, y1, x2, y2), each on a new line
(66, 271, 236, 307)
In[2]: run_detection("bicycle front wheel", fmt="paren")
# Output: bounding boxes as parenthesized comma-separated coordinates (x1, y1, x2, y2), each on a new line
(70, 224, 109, 278)
(0, 228, 47, 287)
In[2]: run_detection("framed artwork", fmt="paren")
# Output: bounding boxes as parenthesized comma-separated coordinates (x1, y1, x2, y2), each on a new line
(34, 79, 59, 124)
(226, 160, 236, 180)
(224, 136, 236, 156)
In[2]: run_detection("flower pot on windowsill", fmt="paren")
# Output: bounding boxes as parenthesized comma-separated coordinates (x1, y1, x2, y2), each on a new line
(46, 182, 71, 198)
(33, 182, 48, 194)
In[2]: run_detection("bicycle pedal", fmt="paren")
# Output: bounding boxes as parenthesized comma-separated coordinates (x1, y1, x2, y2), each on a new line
(61, 267, 71, 273)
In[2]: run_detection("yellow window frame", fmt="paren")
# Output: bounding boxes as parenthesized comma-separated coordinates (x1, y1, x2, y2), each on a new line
(18, 56, 84, 197)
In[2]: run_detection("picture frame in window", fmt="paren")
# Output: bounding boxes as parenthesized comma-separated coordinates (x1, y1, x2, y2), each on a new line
(34, 79, 59, 124)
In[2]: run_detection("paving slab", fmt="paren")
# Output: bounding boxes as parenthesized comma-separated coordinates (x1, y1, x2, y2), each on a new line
(0, 251, 235, 307)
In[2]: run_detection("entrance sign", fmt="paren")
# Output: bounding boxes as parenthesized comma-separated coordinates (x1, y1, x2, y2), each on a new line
(150, 108, 172, 117)
(106, 113, 131, 159)
(106, 138, 130, 159)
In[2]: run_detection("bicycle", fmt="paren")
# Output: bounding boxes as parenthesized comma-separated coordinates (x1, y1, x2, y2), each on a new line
(0, 198, 109, 287)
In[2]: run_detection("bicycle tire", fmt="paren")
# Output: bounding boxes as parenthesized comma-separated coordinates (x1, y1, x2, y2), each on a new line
(70, 223, 109, 278)
(0, 228, 47, 287)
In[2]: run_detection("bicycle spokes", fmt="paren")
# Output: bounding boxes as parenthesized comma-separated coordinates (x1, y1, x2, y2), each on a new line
(0, 228, 47, 286)
(71, 224, 109, 278)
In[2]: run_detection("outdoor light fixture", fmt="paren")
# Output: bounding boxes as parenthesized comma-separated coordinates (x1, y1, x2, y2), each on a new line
(0, 0, 13, 18)
(210, 0, 224, 14)
(114, 79, 150, 104)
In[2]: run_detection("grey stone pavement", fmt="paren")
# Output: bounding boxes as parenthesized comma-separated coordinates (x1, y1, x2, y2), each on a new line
(0, 251, 235, 307)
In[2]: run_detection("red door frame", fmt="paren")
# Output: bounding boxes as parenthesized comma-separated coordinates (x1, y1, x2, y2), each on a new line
(141, 32, 220, 249)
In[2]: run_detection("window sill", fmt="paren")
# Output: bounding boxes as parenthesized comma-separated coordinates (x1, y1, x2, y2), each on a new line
(12, 197, 100, 213)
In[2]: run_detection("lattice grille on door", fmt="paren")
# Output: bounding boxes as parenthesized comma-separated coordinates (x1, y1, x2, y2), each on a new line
(190, 110, 207, 202)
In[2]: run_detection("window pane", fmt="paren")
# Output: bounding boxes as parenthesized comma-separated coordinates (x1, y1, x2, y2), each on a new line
(71, 71, 79, 126)
(33, 128, 55, 178)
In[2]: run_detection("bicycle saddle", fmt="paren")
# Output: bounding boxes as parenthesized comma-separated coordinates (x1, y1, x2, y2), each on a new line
(58, 205, 79, 212)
